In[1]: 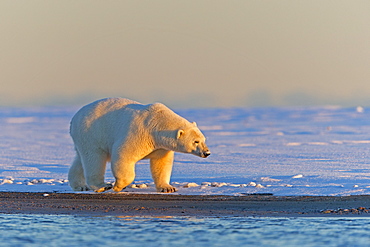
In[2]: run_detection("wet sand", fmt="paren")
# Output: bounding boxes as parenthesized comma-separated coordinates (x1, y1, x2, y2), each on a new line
(1, 192, 370, 217)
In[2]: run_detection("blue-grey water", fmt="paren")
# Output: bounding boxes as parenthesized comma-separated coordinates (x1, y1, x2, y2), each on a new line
(1, 214, 370, 247)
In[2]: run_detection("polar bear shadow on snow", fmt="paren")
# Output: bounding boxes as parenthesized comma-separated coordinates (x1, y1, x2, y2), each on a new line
(68, 98, 211, 193)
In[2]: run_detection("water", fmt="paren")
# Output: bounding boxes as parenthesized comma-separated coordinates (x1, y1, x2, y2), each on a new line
(1, 215, 370, 246)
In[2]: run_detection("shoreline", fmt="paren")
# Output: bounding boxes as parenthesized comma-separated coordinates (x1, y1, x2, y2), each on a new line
(2, 192, 370, 217)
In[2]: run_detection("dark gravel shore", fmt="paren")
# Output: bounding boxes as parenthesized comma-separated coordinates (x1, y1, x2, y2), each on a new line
(1, 192, 370, 217)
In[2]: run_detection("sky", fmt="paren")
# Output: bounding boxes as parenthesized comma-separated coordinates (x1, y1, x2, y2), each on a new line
(1, 0, 370, 108)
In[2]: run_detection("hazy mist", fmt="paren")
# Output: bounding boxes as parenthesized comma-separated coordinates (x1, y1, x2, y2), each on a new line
(1, 1, 370, 108)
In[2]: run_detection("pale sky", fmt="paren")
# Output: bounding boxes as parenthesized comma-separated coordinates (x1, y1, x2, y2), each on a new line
(1, 0, 370, 108)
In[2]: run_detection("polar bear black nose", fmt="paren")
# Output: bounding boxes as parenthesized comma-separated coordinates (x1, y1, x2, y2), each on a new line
(203, 151, 211, 157)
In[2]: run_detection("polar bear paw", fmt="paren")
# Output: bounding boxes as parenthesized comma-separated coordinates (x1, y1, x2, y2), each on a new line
(72, 186, 91, 191)
(94, 183, 113, 192)
(72, 183, 113, 192)
(158, 185, 178, 193)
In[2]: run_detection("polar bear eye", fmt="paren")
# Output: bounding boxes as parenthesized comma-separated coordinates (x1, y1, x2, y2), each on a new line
(194, 141, 199, 144)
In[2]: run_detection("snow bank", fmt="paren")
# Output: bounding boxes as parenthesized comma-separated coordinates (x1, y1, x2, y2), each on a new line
(1, 106, 370, 196)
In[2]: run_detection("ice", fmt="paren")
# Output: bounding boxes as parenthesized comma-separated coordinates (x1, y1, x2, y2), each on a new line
(1, 105, 370, 196)
(184, 182, 199, 188)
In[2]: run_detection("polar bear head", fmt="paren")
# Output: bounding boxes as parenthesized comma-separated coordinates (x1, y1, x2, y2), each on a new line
(175, 122, 211, 158)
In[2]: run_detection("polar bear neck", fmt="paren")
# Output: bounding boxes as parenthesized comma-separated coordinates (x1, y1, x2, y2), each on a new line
(147, 104, 195, 150)
(148, 105, 191, 131)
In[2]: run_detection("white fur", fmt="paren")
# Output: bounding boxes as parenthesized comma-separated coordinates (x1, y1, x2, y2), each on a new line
(68, 98, 210, 193)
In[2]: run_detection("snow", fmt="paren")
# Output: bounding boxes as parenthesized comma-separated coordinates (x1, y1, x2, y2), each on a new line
(1, 105, 370, 196)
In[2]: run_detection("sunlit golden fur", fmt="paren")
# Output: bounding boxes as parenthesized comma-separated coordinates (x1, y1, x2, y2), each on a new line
(68, 98, 210, 193)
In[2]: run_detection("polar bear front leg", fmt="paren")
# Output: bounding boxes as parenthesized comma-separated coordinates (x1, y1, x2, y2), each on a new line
(150, 150, 178, 193)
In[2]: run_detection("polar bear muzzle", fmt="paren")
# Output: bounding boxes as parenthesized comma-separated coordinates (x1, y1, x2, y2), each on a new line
(202, 150, 211, 158)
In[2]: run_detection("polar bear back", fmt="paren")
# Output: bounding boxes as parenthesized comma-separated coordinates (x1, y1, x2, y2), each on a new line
(70, 98, 191, 150)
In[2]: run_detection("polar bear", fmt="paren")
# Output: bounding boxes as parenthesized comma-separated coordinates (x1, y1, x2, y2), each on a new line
(68, 98, 211, 193)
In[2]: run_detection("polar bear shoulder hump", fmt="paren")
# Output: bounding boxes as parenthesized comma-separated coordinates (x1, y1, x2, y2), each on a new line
(146, 102, 169, 113)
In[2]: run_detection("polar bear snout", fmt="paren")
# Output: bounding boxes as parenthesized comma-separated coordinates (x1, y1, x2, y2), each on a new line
(197, 142, 211, 158)
(191, 145, 211, 158)
(202, 150, 211, 158)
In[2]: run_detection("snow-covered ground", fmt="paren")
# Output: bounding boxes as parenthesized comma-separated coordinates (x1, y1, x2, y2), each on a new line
(1, 105, 370, 196)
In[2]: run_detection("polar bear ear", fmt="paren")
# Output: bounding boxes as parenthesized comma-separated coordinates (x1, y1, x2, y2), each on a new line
(177, 130, 185, 139)
(192, 122, 197, 127)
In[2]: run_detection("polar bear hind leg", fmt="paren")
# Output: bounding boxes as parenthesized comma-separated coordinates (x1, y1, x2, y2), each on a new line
(111, 154, 136, 192)
(68, 151, 90, 191)
(79, 150, 113, 192)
